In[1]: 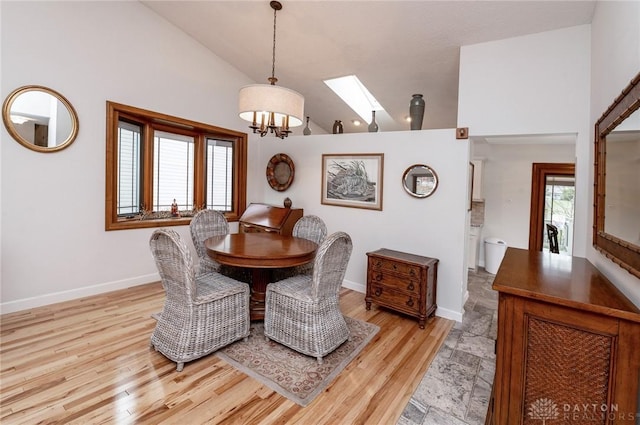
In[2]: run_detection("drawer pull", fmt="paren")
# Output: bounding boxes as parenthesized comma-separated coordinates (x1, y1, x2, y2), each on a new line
(406, 298, 414, 307)
(375, 272, 383, 281)
(375, 288, 382, 297)
(407, 283, 415, 291)
(409, 269, 416, 277)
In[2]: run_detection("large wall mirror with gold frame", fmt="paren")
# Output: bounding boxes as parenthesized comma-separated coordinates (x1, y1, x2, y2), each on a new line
(2, 85, 79, 153)
(594, 72, 640, 279)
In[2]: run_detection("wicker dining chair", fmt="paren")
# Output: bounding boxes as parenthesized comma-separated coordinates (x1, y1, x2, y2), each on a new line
(264, 231, 353, 364)
(272, 215, 328, 281)
(189, 209, 229, 275)
(149, 228, 250, 372)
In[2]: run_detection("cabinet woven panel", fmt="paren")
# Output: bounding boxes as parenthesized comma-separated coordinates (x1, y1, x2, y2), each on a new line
(523, 316, 612, 425)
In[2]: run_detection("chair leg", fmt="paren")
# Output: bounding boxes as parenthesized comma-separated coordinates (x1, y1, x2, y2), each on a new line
(177, 362, 184, 372)
(316, 356, 323, 365)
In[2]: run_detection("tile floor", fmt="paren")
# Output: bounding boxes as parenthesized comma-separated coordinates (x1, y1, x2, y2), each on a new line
(398, 269, 498, 425)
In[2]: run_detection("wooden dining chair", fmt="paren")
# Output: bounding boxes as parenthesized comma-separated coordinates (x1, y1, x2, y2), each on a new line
(546, 223, 559, 254)
(264, 231, 352, 364)
(149, 228, 250, 371)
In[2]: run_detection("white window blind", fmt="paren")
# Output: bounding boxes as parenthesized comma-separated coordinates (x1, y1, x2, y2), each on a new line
(206, 138, 233, 211)
(153, 130, 194, 211)
(117, 121, 141, 215)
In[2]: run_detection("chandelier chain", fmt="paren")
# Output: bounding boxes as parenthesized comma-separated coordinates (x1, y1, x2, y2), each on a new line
(271, 5, 277, 83)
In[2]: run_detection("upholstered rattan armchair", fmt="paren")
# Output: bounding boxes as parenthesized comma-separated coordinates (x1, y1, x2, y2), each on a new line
(149, 228, 250, 371)
(189, 209, 229, 275)
(272, 215, 328, 281)
(264, 231, 353, 363)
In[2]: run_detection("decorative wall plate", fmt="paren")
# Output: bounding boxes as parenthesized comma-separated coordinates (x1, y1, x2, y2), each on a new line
(266, 153, 295, 191)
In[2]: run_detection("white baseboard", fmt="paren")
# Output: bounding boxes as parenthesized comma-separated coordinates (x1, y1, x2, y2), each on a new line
(436, 306, 464, 322)
(342, 278, 463, 323)
(2, 275, 465, 325)
(0, 273, 160, 315)
(341, 278, 365, 293)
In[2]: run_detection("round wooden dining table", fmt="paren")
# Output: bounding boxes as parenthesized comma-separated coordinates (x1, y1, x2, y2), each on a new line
(205, 233, 318, 320)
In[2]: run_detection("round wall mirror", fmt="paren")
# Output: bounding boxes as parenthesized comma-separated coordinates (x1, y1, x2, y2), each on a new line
(402, 164, 438, 198)
(266, 153, 295, 191)
(2, 85, 79, 153)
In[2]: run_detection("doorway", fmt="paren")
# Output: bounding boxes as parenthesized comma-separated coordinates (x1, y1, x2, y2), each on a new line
(528, 163, 575, 255)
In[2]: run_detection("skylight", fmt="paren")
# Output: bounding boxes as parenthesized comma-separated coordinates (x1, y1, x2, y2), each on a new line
(323, 75, 385, 124)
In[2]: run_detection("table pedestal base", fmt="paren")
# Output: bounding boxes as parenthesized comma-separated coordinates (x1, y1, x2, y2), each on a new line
(249, 268, 269, 321)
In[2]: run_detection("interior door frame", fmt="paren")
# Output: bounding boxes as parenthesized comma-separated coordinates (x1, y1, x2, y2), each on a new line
(528, 163, 575, 251)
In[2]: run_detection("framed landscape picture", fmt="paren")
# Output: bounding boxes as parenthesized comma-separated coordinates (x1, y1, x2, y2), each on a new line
(321, 153, 384, 210)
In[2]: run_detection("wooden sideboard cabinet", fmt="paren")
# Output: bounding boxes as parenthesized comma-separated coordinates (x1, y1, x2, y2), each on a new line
(487, 248, 640, 425)
(238, 203, 303, 236)
(365, 248, 438, 329)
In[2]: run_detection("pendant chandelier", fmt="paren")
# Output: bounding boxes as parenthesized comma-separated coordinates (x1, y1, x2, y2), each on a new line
(238, 1, 304, 139)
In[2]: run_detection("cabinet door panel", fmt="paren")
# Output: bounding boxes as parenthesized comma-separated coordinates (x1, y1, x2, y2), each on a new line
(508, 297, 619, 424)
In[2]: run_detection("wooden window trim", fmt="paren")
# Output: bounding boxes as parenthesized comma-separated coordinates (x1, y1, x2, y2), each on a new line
(105, 101, 247, 231)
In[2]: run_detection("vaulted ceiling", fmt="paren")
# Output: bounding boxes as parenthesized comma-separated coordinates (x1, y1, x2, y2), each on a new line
(142, 1, 596, 134)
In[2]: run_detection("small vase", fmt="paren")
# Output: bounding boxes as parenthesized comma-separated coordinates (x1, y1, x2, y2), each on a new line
(283, 197, 292, 208)
(332, 120, 343, 134)
(409, 94, 425, 130)
(303, 116, 311, 135)
(368, 111, 379, 132)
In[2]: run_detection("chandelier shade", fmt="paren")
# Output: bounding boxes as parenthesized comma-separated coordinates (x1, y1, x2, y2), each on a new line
(238, 84, 304, 128)
(237, 1, 303, 138)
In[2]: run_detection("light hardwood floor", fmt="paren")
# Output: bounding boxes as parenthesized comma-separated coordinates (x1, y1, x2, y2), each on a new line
(1, 283, 452, 424)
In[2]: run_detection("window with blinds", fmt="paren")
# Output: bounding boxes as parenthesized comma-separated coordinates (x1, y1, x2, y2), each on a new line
(206, 138, 233, 211)
(106, 101, 247, 231)
(117, 121, 141, 216)
(153, 131, 195, 212)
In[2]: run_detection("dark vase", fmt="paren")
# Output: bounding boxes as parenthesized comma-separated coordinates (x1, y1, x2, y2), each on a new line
(332, 120, 343, 134)
(303, 116, 311, 135)
(409, 94, 425, 130)
(368, 111, 379, 132)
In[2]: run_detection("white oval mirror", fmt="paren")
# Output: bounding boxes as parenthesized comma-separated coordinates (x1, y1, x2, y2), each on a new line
(402, 164, 438, 198)
(2, 85, 79, 153)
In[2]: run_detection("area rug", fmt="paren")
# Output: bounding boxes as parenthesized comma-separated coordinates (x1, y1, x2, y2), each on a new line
(216, 317, 379, 407)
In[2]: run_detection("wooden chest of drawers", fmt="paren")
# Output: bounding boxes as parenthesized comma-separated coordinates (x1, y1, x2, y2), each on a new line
(365, 248, 438, 328)
(238, 203, 303, 235)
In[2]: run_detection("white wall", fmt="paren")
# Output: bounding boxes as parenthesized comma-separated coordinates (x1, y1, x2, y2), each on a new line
(587, 1, 640, 305)
(459, 8, 640, 307)
(0, 1, 254, 310)
(1, 2, 469, 320)
(459, 25, 591, 260)
(250, 130, 470, 320)
(472, 142, 576, 265)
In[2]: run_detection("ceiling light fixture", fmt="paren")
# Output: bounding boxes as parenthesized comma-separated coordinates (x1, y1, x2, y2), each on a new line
(238, 1, 304, 139)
